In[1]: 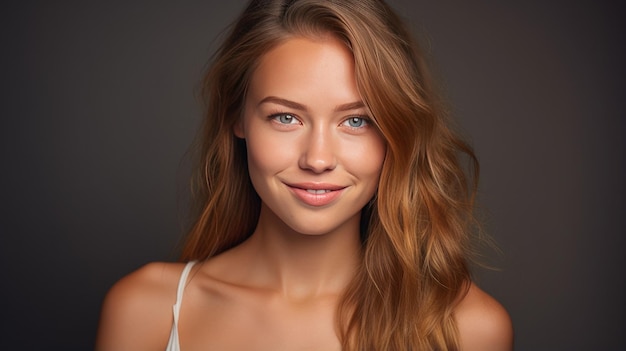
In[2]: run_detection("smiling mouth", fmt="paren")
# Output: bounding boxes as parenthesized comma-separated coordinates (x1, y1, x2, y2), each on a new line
(306, 189, 332, 194)
(286, 183, 346, 207)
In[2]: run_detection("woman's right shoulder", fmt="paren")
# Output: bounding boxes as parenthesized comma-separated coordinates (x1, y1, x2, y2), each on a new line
(95, 261, 190, 351)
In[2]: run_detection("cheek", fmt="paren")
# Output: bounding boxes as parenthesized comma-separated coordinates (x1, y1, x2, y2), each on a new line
(245, 132, 295, 176)
(347, 135, 386, 179)
(369, 138, 387, 174)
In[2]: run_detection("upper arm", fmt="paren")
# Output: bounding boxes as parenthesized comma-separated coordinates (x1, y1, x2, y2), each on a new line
(95, 262, 182, 351)
(455, 283, 514, 351)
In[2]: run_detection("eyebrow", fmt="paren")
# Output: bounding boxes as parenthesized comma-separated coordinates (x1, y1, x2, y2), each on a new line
(258, 96, 365, 112)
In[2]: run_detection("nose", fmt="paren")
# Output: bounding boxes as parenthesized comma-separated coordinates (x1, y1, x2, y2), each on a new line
(298, 126, 337, 173)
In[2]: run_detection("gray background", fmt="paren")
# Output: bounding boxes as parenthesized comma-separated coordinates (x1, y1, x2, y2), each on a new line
(1, 1, 624, 350)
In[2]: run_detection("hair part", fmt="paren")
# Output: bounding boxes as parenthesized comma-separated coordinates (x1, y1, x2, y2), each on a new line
(182, 1, 480, 349)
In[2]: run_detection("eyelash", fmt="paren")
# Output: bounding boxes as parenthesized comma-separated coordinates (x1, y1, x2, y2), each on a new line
(269, 113, 300, 125)
(342, 116, 368, 129)
(268, 113, 370, 129)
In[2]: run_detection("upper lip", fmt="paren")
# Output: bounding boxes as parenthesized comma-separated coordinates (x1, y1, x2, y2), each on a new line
(285, 182, 346, 191)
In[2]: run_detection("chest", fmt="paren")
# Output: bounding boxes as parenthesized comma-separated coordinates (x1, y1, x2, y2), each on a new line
(177, 290, 342, 351)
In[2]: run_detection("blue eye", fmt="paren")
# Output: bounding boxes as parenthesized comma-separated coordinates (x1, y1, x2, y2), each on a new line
(273, 113, 299, 124)
(344, 117, 368, 128)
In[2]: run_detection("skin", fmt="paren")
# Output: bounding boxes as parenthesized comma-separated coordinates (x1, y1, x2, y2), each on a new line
(96, 36, 513, 351)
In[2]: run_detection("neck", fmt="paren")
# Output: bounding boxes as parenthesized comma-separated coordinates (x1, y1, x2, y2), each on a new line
(240, 204, 362, 300)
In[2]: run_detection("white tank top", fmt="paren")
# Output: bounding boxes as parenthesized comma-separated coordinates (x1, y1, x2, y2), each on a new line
(165, 261, 197, 351)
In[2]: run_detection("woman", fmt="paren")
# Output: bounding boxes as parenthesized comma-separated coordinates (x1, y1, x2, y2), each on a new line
(96, 0, 513, 350)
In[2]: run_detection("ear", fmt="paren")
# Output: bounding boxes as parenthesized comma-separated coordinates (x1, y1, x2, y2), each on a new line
(233, 118, 245, 139)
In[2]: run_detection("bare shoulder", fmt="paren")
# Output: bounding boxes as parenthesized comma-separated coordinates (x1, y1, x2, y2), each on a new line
(95, 262, 189, 351)
(455, 282, 514, 351)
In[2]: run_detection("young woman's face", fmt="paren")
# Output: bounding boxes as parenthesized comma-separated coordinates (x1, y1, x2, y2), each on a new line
(236, 36, 385, 236)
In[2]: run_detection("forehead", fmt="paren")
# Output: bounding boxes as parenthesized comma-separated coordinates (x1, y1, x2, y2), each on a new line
(246, 36, 361, 107)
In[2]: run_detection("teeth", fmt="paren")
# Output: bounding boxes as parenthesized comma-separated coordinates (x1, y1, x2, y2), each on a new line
(306, 189, 331, 194)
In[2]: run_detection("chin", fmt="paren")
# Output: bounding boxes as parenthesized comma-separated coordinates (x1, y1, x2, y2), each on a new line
(283, 217, 359, 237)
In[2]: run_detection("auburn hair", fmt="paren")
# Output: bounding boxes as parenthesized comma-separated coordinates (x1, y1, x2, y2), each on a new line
(181, 0, 479, 349)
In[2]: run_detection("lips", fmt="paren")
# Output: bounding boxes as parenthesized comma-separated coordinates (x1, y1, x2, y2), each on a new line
(306, 189, 331, 195)
(286, 182, 346, 207)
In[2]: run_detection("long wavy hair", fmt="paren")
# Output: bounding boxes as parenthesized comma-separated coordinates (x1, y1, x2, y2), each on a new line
(181, 0, 479, 349)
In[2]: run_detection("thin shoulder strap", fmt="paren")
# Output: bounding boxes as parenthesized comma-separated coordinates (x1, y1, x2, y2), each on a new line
(173, 261, 196, 320)
(166, 261, 197, 351)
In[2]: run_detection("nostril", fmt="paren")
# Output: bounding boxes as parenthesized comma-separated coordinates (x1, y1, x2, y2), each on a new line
(298, 133, 337, 172)
(299, 157, 337, 173)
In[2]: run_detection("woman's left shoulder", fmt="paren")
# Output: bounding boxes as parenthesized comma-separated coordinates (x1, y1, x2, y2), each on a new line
(454, 282, 514, 351)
